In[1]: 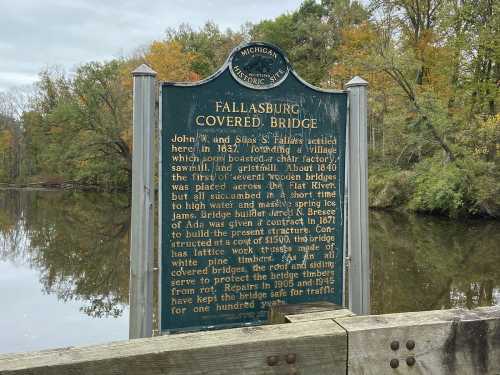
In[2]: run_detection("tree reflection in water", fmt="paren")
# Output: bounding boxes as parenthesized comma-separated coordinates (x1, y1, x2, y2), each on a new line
(370, 211, 500, 314)
(0, 189, 130, 318)
(0, 190, 499, 320)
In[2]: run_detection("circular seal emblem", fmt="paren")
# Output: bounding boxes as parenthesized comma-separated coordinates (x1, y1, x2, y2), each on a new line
(229, 42, 289, 90)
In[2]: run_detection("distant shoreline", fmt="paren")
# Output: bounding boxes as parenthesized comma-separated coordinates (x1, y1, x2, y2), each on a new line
(0, 182, 127, 192)
(1, 183, 496, 221)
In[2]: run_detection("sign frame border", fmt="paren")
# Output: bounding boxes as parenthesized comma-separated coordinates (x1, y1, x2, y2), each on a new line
(158, 41, 350, 333)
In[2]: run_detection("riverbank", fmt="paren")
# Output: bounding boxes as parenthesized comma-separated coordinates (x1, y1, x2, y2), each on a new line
(369, 161, 500, 219)
(2, 179, 498, 219)
(0, 181, 128, 192)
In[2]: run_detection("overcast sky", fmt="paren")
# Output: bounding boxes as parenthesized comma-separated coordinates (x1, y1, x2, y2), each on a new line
(0, 0, 303, 92)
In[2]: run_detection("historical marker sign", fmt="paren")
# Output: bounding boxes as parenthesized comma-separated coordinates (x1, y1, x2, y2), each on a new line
(160, 42, 347, 332)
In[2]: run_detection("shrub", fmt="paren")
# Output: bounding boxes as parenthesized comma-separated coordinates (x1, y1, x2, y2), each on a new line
(369, 167, 414, 208)
(408, 158, 499, 217)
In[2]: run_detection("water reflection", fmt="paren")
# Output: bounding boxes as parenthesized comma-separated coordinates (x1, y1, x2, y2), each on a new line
(370, 210, 500, 314)
(0, 190, 499, 352)
(0, 189, 130, 318)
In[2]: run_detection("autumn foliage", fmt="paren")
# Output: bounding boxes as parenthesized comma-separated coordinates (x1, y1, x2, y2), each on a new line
(0, 1, 498, 216)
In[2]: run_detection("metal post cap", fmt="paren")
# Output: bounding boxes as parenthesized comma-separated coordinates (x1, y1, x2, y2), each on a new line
(132, 64, 157, 77)
(345, 76, 368, 88)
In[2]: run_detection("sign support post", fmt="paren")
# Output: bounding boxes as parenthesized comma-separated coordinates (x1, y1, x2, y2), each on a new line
(130, 64, 156, 339)
(346, 76, 370, 315)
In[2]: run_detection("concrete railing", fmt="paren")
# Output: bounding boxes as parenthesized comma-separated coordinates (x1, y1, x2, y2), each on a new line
(1, 305, 499, 375)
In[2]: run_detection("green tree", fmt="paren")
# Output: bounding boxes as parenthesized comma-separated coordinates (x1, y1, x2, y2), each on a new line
(22, 62, 132, 189)
(0, 89, 29, 182)
(71, 61, 133, 186)
(252, 0, 369, 85)
(165, 22, 246, 78)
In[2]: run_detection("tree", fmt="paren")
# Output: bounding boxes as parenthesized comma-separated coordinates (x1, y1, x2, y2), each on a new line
(252, 0, 369, 85)
(0, 89, 30, 181)
(144, 40, 200, 82)
(165, 22, 246, 78)
(21, 62, 133, 188)
(71, 61, 133, 186)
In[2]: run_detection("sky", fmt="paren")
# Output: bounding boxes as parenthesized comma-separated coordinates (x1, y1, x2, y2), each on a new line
(0, 0, 304, 92)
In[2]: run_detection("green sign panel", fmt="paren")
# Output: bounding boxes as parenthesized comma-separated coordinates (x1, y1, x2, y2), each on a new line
(161, 42, 347, 332)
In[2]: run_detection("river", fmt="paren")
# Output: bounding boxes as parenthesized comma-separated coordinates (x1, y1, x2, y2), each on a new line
(0, 189, 498, 354)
